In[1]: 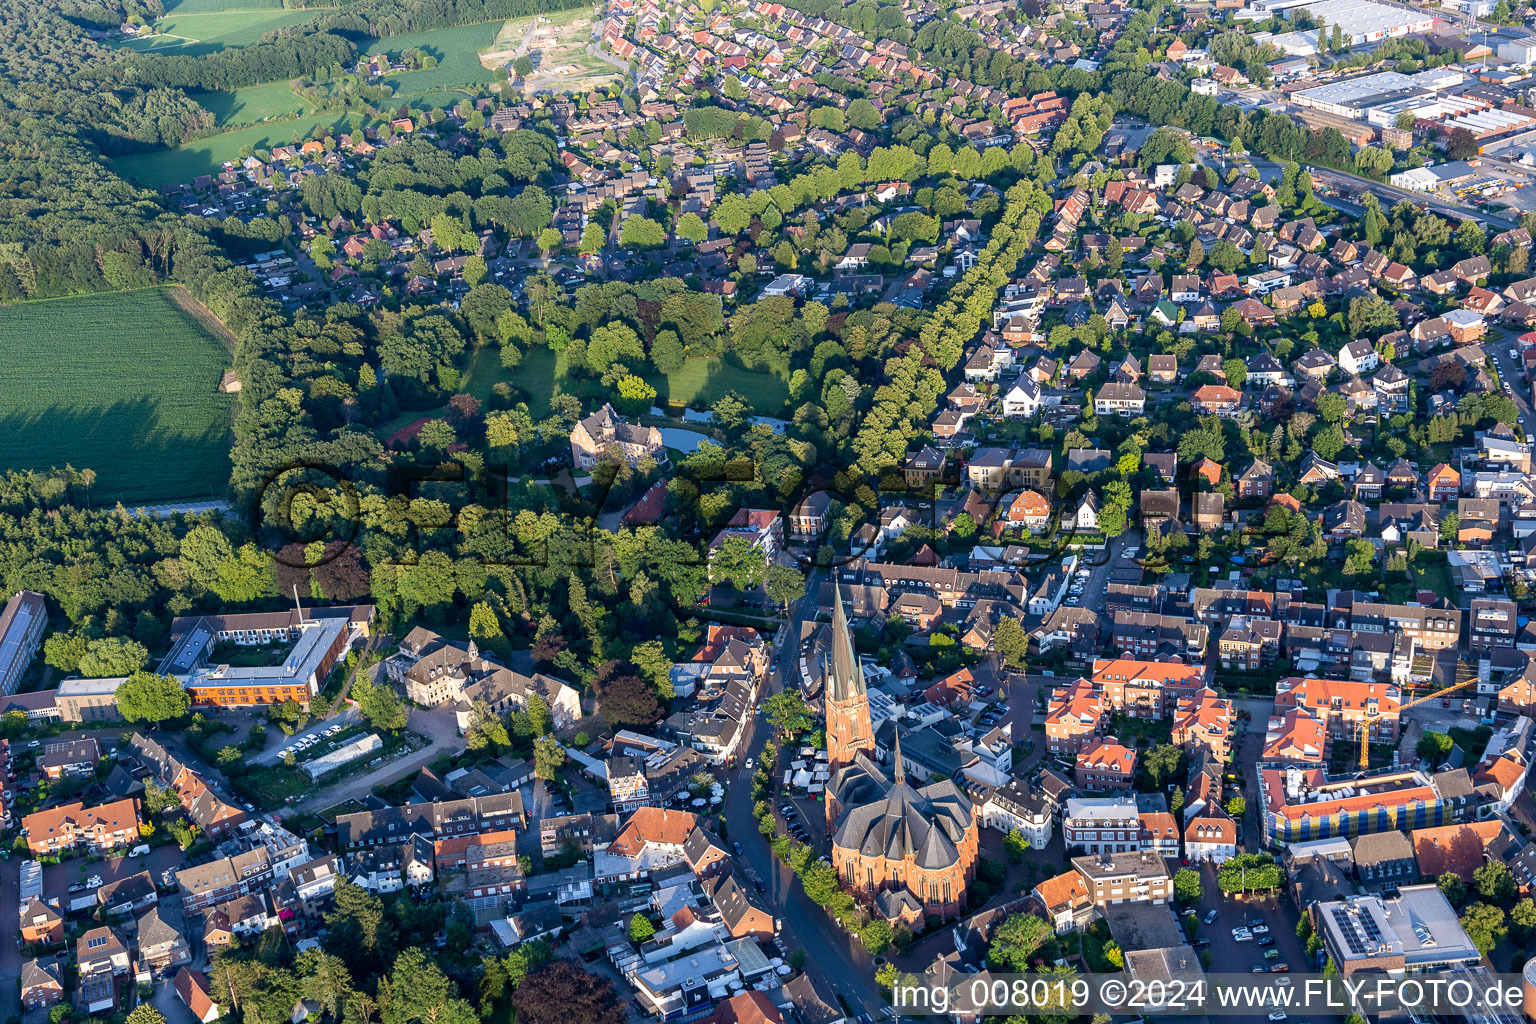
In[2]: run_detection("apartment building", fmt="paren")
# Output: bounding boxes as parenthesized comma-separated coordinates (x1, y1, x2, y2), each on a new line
(1171, 688, 1235, 761)
(1062, 796, 1141, 854)
(1071, 851, 1174, 907)
(1089, 659, 1208, 718)
(0, 590, 46, 697)
(1075, 738, 1136, 791)
(22, 799, 140, 855)
(1273, 677, 1402, 744)
(1045, 679, 1105, 754)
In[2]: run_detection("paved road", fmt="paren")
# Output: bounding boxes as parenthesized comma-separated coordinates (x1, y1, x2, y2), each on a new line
(1251, 158, 1520, 231)
(719, 573, 889, 1020)
(1488, 339, 1536, 439)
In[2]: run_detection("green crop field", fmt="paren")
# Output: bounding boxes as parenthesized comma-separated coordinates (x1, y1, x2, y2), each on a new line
(163, 0, 282, 11)
(113, 111, 360, 187)
(0, 289, 234, 504)
(461, 347, 790, 420)
(363, 22, 501, 94)
(195, 82, 311, 126)
(118, 9, 324, 55)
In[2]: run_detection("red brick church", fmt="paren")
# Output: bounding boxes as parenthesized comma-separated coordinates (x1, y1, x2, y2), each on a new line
(824, 589, 980, 925)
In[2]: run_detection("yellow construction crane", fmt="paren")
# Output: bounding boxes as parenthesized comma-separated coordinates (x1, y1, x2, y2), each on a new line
(1358, 678, 1477, 770)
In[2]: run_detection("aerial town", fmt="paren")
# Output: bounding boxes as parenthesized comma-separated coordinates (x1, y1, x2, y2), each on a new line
(17, 0, 1536, 1020)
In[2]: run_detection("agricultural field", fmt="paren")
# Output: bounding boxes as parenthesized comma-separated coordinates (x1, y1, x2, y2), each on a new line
(194, 81, 311, 126)
(481, 6, 622, 95)
(363, 22, 502, 94)
(163, 0, 282, 11)
(117, 8, 325, 56)
(0, 289, 235, 505)
(113, 110, 360, 187)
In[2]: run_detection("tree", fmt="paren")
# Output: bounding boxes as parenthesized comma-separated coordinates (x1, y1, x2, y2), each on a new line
(619, 217, 666, 249)
(76, 636, 150, 677)
(510, 962, 627, 1024)
(463, 255, 488, 289)
(764, 690, 813, 738)
(1143, 744, 1183, 788)
(1174, 867, 1203, 904)
(1459, 902, 1506, 955)
(1222, 358, 1247, 389)
(597, 674, 663, 726)
(117, 671, 190, 724)
(533, 734, 565, 780)
(378, 947, 478, 1024)
(990, 913, 1052, 971)
(1447, 127, 1480, 161)
(676, 212, 707, 244)
(353, 675, 408, 732)
(513, 55, 533, 78)
(1475, 862, 1517, 905)
(861, 919, 893, 954)
(126, 1007, 167, 1024)
(764, 565, 805, 613)
(1438, 871, 1467, 907)
(993, 616, 1029, 669)
(1417, 731, 1454, 767)
(1004, 828, 1031, 862)
(628, 913, 655, 942)
(1225, 796, 1246, 816)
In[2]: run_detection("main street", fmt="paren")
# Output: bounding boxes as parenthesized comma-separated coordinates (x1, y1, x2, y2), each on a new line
(720, 570, 890, 1021)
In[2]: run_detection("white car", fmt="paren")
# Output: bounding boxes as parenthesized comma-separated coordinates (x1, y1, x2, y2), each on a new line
(1269, 1014, 1288, 1021)
(1232, 930, 1253, 942)
(1252, 924, 1270, 935)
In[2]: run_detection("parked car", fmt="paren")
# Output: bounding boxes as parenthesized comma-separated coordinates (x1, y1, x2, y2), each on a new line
(1269, 1013, 1288, 1021)
(1204, 910, 1219, 925)
(1252, 924, 1270, 934)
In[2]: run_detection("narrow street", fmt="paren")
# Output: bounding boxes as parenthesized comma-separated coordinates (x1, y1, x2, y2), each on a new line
(720, 572, 889, 1020)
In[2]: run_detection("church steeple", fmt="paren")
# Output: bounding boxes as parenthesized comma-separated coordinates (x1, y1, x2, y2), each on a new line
(828, 585, 866, 702)
(891, 725, 905, 787)
(825, 582, 875, 785)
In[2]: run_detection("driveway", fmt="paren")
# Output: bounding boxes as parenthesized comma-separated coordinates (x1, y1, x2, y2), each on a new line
(277, 704, 463, 817)
(249, 706, 363, 766)
(44, 841, 187, 897)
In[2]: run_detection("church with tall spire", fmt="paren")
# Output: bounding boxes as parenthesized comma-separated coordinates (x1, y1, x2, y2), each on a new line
(824, 585, 875, 781)
(822, 585, 980, 925)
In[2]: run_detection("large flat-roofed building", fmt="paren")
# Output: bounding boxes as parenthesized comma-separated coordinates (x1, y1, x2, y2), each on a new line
(159, 605, 373, 709)
(1261, 765, 1497, 846)
(0, 591, 47, 697)
(1258, 0, 1436, 45)
(1314, 886, 1481, 975)
(1292, 69, 1455, 118)
(56, 677, 127, 723)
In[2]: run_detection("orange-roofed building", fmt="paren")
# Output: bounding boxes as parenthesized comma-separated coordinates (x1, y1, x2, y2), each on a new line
(1089, 658, 1207, 718)
(1412, 820, 1508, 882)
(706, 991, 784, 1024)
(1185, 811, 1237, 863)
(1428, 463, 1461, 503)
(1273, 676, 1401, 744)
(1045, 679, 1104, 755)
(1171, 687, 1234, 760)
(21, 798, 140, 856)
(1005, 489, 1052, 528)
(1191, 457, 1223, 487)
(1260, 766, 1459, 846)
(1263, 707, 1327, 764)
(433, 829, 520, 871)
(174, 968, 220, 1024)
(1191, 384, 1243, 416)
(20, 898, 63, 946)
(1031, 869, 1093, 933)
(1139, 811, 1179, 858)
(1076, 737, 1135, 791)
(607, 807, 698, 857)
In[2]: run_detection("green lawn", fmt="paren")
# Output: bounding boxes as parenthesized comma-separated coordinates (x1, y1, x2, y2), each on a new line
(113, 111, 361, 187)
(195, 82, 311, 127)
(467, 346, 791, 419)
(117, 9, 325, 55)
(0, 289, 235, 504)
(363, 22, 502, 94)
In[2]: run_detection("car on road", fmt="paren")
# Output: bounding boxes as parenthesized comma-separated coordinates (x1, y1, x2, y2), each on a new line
(733, 842, 743, 855)
(1204, 910, 1219, 924)
(1264, 949, 1280, 960)
(744, 757, 753, 769)
(1269, 1013, 1288, 1021)
(1251, 966, 1268, 973)
(1258, 936, 1275, 946)
(1272, 965, 1291, 974)
(1251, 924, 1270, 934)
